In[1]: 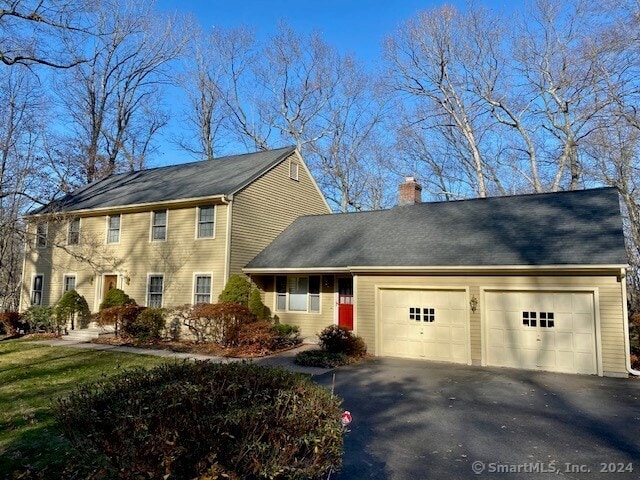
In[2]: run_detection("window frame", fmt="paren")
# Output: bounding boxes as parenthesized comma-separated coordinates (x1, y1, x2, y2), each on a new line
(289, 161, 299, 181)
(36, 222, 48, 248)
(196, 205, 215, 239)
(274, 275, 321, 314)
(146, 274, 164, 308)
(106, 214, 121, 244)
(63, 274, 76, 293)
(31, 274, 44, 306)
(193, 273, 213, 304)
(150, 209, 168, 242)
(67, 218, 80, 246)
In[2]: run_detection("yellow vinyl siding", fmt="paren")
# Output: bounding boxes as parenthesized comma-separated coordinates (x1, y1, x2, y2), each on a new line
(354, 273, 627, 375)
(21, 203, 229, 311)
(230, 153, 330, 277)
(255, 274, 335, 338)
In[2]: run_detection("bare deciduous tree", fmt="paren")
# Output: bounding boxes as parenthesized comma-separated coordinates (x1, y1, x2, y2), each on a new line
(58, 0, 189, 184)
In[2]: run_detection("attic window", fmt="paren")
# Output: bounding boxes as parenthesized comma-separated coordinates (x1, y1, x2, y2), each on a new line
(289, 161, 299, 181)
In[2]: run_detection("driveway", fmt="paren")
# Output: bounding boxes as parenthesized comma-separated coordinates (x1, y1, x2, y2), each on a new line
(314, 358, 640, 480)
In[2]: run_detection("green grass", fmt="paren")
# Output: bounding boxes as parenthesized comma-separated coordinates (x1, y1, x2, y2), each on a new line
(0, 339, 170, 478)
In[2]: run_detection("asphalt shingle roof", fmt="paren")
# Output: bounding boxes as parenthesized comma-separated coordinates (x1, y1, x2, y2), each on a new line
(246, 187, 628, 269)
(30, 146, 296, 214)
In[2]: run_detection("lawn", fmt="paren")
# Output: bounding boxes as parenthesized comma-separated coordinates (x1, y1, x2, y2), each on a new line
(0, 339, 170, 478)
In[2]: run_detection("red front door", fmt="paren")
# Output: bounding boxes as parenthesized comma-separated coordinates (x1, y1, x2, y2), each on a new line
(338, 278, 354, 330)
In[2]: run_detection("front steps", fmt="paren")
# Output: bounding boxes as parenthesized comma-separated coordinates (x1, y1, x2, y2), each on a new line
(62, 323, 115, 342)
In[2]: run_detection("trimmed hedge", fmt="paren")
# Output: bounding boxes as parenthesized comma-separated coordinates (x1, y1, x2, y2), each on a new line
(218, 274, 252, 306)
(295, 350, 355, 368)
(99, 288, 135, 311)
(55, 362, 344, 479)
(55, 290, 90, 330)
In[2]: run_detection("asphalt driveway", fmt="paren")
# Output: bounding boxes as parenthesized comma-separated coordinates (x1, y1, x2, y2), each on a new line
(314, 358, 640, 480)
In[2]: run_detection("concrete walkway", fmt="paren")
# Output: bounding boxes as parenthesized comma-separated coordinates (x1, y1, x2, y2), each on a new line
(31, 339, 330, 376)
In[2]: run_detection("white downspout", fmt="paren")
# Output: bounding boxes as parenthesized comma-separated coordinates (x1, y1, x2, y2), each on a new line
(621, 268, 640, 376)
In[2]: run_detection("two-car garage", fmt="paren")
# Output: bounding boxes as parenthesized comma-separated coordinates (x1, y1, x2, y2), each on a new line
(377, 286, 600, 376)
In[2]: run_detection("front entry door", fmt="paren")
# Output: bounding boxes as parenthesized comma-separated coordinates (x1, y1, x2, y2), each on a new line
(338, 277, 354, 330)
(103, 275, 118, 302)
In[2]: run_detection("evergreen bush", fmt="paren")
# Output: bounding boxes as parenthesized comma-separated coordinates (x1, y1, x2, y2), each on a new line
(218, 274, 251, 306)
(318, 325, 367, 357)
(55, 290, 91, 331)
(99, 288, 135, 311)
(55, 362, 344, 479)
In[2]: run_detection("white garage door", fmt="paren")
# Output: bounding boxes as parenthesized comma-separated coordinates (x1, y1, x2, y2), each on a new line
(379, 289, 468, 363)
(486, 291, 597, 374)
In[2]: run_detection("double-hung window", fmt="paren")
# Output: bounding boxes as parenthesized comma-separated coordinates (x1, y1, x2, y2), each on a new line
(107, 214, 121, 244)
(197, 206, 215, 238)
(194, 275, 212, 304)
(36, 222, 48, 248)
(151, 210, 167, 241)
(63, 275, 76, 293)
(275, 276, 320, 313)
(147, 275, 164, 307)
(31, 274, 44, 305)
(68, 218, 80, 245)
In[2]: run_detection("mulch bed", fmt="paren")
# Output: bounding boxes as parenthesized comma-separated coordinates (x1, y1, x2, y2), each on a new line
(91, 336, 300, 358)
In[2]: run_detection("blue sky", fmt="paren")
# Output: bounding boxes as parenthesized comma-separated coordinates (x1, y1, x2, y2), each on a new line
(153, 0, 522, 165)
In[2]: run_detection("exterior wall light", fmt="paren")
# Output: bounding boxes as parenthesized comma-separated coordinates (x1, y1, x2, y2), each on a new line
(469, 295, 478, 313)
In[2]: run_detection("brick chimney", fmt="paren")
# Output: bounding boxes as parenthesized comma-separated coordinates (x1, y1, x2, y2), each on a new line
(398, 176, 422, 206)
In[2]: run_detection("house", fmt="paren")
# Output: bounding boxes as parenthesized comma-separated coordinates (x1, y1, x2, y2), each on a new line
(20, 146, 330, 314)
(245, 179, 632, 377)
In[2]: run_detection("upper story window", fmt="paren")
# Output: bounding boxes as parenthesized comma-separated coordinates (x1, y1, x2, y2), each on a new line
(197, 206, 215, 238)
(36, 222, 48, 248)
(107, 214, 121, 244)
(289, 161, 299, 181)
(68, 218, 80, 245)
(151, 210, 167, 241)
(63, 275, 76, 293)
(31, 274, 44, 305)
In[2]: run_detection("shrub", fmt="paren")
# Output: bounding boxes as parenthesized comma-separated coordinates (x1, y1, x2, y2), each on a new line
(248, 287, 268, 319)
(55, 290, 91, 331)
(186, 302, 256, 344)
(22, 306, 56, 333)
(271, 322, 301, 349)
(235, 321, 301, 354)
(0, 311, 24, 335)
(99, 288, 135, 311)
(319, 325, 367, 357)
(125, 308, 165, 341)
(97, 305, 146, 336)
(55, 362, 344, 479)
(218, 274, 251, 306)
(295, 350, 354, 368)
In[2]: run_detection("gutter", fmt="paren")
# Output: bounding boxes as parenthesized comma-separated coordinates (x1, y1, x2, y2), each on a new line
(621, 268, 640, 376)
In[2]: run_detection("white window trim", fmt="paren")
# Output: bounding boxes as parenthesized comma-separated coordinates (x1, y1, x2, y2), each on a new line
(192, 272, 213, 304)
(146, 273, 164, 308)
(31, 273, 44, 306)
(36, 222, 48, 249)
(195, 205, 216, 240)
(67, 218, 81, 246)
(289, 160, 299, 181)
(106, 214, 121, 244)
(274, 275, 321, 314)
(150, 209, 168, 242)
(62, 273, 77, 293)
